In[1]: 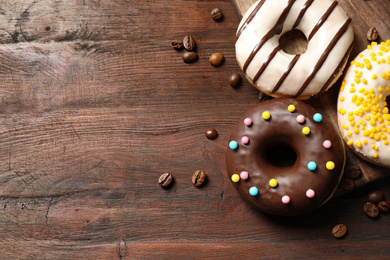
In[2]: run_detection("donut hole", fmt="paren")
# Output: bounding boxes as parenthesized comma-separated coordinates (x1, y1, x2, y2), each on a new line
(279, 29, 308, 55)
(262, 142, 297, 168)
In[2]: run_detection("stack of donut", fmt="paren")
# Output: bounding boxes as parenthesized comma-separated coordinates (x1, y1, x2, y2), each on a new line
(227, 0, 389, 216)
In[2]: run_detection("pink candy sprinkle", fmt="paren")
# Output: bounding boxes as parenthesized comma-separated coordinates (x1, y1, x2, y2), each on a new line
(306, 189, 315, 198)
(241, 136, 249, 145)
(244, 118, 253, 126)
(296, 115, 305, 124)
(281, 195, 290, 204)
(240, 171, 249, 180)
(323, 140, 332, 149)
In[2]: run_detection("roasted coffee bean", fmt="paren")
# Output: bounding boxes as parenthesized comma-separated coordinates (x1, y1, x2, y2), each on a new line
(228, 73, 242, 88)
(331, 224, 348, 238)
(183, 35, 196, 51)
(205, 128, 218, 140)
(171, 40, 183, 50)
(363, 202, 379, 218)
(344, 165, 362, 179)
(209, 52, 224, 67)
(340, 177, 355, 190)
(211, 8, 223, 21)
(158, 172, 174, 188)
(192, 170, 207, 187)
(377, 201, 390, 213)
(367, 26, 379, 42)
(368, 190, 385, 203)
(182, 51, 198, 63)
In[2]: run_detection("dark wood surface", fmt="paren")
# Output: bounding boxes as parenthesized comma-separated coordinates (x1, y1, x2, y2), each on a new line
(0, 0, 389, 259)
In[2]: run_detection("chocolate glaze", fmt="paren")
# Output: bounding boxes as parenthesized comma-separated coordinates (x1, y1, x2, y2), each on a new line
(292, 0, 314, 29)
(271, 54, 301, 93)
(226, 98, 345, 216)
(252, 45, 281, 83)
(235, 0, 267, 43)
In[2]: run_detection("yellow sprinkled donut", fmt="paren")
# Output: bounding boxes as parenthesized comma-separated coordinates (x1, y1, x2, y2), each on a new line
(337, 40, 390, 167)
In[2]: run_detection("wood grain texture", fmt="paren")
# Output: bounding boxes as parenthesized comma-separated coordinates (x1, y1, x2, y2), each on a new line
(0, 0, 389, 259)
(231, 0, 390, 189)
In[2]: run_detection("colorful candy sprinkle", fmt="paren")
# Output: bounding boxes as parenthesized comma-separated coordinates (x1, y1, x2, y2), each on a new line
(240, 171, 249, 180)
(244, 118, 253, 126)
(296, 115, 306, 124)
(326, 161, 335, 170)
(281, 195, 291, 204)
(262, 111, 271, 120)
(288, 104, 296, 113)
(306, 189, 315, 198)
(269, 178, 278, 188)
(249, 186, 259, 196)
(302, 127, 311, 135)
(307, 161, 317, 171)
(231, 174, 240, 182)
(241, 136, 249, 145)
(323, 140, 332, 149)
(313, 113, 323, 123)
(229, 141, 238, 150)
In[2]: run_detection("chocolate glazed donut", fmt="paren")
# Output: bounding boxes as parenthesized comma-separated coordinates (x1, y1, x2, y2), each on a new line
(226, 98, 345, 216)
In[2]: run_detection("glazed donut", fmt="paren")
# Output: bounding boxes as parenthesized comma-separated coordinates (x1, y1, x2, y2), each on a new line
(337, 40, 390, 168)
(235, 0, 354, 99)
(226, 98, 345, 216)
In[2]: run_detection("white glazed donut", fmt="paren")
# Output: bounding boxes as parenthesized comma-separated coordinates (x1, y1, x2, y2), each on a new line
(337, 40, 390, 168)
(235, 0, 354, 99)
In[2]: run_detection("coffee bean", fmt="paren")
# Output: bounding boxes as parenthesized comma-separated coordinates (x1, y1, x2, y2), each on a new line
(183, 35, 196, 51)
(205, 128, 218, 140)
(367, 26, 379, 42)
(377, 201, 390, 213)
(363, 202, 379, 218)
(171, 40, 183, 50)
(182, 51, 198, 63)
(211, 8, 223, 21)
(228, 73, 242, 88)
(368, 190, 384, 203)
(340, 177, 355, 190)
(344, 165, 362, 179)
(158, 172, 174, 188)
(192, 170, 207, 187)
(331, 224, 348, 238)
(209, 52, 224, 67)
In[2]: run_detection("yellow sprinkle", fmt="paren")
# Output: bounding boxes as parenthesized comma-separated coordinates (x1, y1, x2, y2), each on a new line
(288, 105, 296, 113)
(370, 120, 376, 126)
(354, 78, 361, 84)
(365, 115, 371, 120)
(349, 88, 356, 93)
(381, 73, 387, 79)
(363, 130, 370, 136)
(302, 127, 310, 135)
(342, 124, 349, 130)
(354, 128, 360, 134)
(231, 174, 240, 182)
(384, 140, 389, 145)
(362, 79, 367, 84)
(340, 96, 345, 102)
(269, 178, 278, 188)
(326, 161, 335, 170)
(348, 132, 352, 137)
(373, 153, 379, 159)
(372, 74, 377, 80)
(378, 52, 383, 56)
(371, 56, 377, 61)
(347, 140, 353, 146)
(360, 120, 367, 126)
(356, 141, 362, 148)
(378, 87, 383, 92)
(359, 54, 364, 58)
(363, 139, 368, 145)
(262, 111, 271, 120)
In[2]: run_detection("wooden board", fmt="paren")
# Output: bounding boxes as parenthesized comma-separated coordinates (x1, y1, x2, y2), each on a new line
(0, 0, 389, 258)
(230, 0, 390, 191)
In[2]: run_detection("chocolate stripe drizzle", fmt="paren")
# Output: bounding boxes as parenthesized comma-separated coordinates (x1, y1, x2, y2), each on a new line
(319, 42, 354, 94)
(294, 18, 352, 98)
(308, 1, 338, 41)
(252, 45, 282, 83)
(243, 0, 296, 73)
(235, 0, 267, 43)
(292, 0, 314, 29)
(271, 54, 301, 93)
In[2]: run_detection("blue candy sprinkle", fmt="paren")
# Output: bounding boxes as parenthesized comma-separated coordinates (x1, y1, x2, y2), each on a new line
(229, 140, 238, 150)
(313, 113, 322, 123)
(307, 161, 317, 171)
(249, 186, 259, 196)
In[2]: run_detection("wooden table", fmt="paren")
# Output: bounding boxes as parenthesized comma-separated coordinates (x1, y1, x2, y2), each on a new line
(0, 0, 389, 258)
